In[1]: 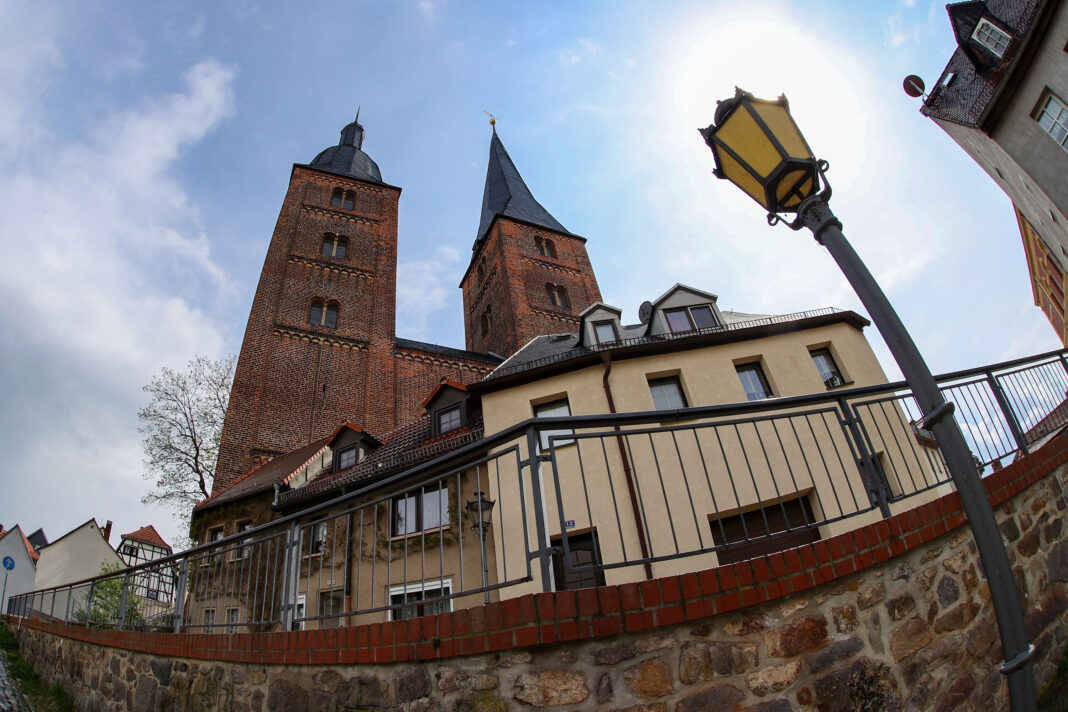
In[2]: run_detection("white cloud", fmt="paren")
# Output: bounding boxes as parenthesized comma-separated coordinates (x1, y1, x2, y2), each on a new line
(397, 246, 462, 339)
(417, 0, 443, 20)
(559, 38, 601, 66)
(0, 57, 236, 549)
(0, 1, 64, 159)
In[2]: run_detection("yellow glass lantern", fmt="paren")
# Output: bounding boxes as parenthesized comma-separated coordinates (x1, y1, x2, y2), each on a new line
(699, 89, 819, 214)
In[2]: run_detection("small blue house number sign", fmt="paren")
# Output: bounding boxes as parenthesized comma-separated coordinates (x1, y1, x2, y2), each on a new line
(2, 556, 13, 571)
(564, 520, 575, 529)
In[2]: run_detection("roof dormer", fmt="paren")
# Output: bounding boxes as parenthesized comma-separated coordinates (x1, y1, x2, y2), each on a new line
(645, 284, 725, 337)
(285, 423, 380, 490)
(948, 1, 1016, 69)
(577, 302, 624, 347)
(423, 381, 479, 438)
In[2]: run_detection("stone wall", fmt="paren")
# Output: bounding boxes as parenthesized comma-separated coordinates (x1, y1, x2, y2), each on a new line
(9, 435, 1068, 711)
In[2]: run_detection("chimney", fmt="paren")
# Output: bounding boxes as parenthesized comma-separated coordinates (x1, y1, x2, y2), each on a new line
(103, 520, 112, 543)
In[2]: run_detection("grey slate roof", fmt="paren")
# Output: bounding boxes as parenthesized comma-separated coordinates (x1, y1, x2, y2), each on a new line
(920, 0, 1043, 127)
(474, 130, 574, 250)
(394, 338, 503, 364)
(478, 307, 863, 387)
(303, 117, 384, 184)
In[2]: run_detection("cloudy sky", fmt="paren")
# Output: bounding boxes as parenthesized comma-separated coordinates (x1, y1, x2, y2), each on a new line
(0, 0, 1058, 550)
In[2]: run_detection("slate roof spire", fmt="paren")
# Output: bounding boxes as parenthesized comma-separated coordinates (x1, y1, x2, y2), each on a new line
(474, 129, 572, 251)
(306, 111, 383, 184)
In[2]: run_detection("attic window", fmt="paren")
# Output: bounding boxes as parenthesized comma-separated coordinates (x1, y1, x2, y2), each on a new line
(593, 321, 617, 344)
(972, 18, 1010, 58)
(942, 72, 956, 87)
(664, 304, 718, 334)
(437, 404, 462, 435)
(335, 445, 358, 472)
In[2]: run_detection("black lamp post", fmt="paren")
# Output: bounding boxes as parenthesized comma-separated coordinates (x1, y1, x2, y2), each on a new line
(466, 491, 495, 603)
(701, 88, 1035, 712)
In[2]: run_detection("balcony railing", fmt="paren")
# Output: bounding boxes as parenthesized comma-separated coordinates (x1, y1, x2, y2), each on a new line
(8, 348, 1068, 633)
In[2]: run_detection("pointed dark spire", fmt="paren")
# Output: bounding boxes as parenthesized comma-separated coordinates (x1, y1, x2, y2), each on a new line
(474, 131, 571, 251)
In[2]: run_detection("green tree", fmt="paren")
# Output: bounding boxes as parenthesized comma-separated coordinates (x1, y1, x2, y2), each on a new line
(73, 563, 144, 629)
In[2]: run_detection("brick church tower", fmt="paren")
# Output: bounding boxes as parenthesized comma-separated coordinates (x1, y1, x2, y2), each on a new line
(214, 117, 500, 493)
(460, 128, 602, 357)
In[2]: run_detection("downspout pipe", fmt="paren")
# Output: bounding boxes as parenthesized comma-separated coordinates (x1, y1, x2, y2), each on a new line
(601, 352, 654, 580)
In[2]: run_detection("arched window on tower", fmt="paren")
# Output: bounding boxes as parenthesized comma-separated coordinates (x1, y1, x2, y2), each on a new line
(321, 233, 348, 259)
(481, 306, 492, 337)
(477, 258, 486, 284)
(546, 284, 570, 309)
(330, 188, 344, 208)
(309, 299, 339, 329)
(342, 191, 356, 210)
(535, 237, 557, 258)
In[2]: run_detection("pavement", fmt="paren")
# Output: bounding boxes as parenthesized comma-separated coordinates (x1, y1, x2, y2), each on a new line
(0, 649, 32, 712)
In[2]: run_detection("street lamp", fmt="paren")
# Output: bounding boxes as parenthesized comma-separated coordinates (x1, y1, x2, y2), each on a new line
(466, 491, 495, 603)
(701, 88, 1036, 712)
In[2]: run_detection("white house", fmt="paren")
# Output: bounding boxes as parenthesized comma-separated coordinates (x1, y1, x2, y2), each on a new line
(0, 525, 38, 615)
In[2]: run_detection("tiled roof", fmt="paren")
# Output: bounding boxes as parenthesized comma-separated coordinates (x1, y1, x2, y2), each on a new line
(920, 0, 1044, 127)
(120, 525, 172, 552)
(196, 434, 334, 511)
(278, 412, 485, 507)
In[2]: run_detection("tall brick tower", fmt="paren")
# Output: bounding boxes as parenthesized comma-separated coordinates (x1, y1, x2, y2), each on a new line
(460, 128, 602, 357)
(214, 116, 499, 493)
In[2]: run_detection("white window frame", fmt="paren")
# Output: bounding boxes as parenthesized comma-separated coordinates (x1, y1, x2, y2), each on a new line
(971, 18, 1010, 58)
(387, 578, 453, 621)
(1035, 92, 1068, 153)
(291, 595, 306, 631)
(534, 398, 575, 450)
(648, 376, 688, 410)
(226, 607, 240, 634)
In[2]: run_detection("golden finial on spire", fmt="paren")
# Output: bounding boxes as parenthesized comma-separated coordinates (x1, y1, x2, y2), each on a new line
(483, 110, 497, 130)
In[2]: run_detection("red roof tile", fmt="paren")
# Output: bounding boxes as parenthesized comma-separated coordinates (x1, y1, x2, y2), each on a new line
(120, 525, 171, 551)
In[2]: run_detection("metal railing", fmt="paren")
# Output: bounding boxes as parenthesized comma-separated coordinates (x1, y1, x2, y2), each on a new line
(8, 348, 1068, 633)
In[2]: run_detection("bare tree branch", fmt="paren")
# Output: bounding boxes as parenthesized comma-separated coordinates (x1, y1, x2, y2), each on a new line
(139, 355, 236, 535)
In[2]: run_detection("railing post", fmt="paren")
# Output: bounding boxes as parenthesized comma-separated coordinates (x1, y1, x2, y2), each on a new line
(986, 370, 1030, 457)
(64, 587, 73, 624)
(173, 559, 188, 634)
(85, 580, 96, 628)
(280, 523, 302, 631)
(117, 572, 131, 630)
(837, 396, 892, 517)
(525, 426, 556, 593)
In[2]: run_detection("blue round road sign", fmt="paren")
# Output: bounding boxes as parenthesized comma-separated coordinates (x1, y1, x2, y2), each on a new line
(2, 556, 13, 571)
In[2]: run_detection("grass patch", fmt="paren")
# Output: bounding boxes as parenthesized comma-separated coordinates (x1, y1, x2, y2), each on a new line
(0, 622, 75, 712)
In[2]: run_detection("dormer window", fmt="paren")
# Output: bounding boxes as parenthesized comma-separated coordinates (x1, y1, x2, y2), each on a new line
(593, 321, 617, 344)
(437, 404, 462, 435)
(334, 445, 358, 472)
(972, 18, 1010, 58)
(664, 304, 718, 333)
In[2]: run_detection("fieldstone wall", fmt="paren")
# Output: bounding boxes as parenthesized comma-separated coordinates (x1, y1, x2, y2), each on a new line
(9, 448, 1068, 711)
